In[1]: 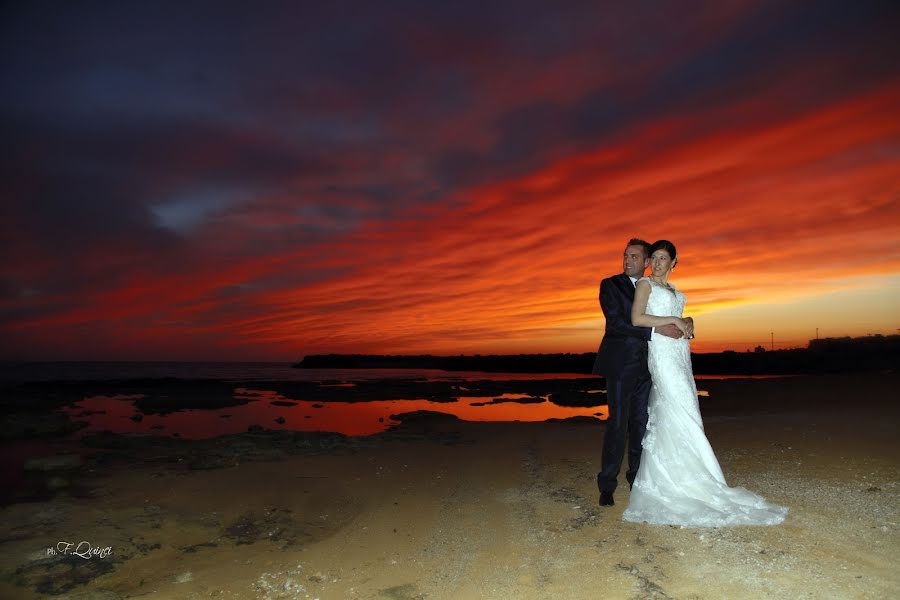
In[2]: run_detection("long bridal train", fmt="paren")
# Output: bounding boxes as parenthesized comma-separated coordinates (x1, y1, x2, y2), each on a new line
(623, 277, 788, 527)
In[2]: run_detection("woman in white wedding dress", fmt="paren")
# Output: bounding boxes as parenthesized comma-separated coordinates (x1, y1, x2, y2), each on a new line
(622, 240, 788, 527)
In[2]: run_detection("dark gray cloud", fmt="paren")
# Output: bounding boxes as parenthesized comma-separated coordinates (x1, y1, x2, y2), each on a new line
(1, 0, 898, 354)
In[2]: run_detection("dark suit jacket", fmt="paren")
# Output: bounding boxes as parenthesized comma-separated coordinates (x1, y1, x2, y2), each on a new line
(592, 273, 652, 376)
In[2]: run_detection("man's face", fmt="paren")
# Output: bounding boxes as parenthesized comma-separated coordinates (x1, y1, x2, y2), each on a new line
(623, 244, 649, 278)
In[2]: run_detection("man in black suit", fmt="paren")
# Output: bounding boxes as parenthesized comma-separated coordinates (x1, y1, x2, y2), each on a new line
(592, 238, 685, 506)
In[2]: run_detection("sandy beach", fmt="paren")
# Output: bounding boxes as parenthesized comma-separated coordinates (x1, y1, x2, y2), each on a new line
(1, 373, 897, 599)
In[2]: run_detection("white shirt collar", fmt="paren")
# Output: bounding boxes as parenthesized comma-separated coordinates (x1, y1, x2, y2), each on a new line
(628, 276, 637, 286)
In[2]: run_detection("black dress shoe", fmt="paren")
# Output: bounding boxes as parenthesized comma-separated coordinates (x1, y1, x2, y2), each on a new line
(599, 491, 615, 506)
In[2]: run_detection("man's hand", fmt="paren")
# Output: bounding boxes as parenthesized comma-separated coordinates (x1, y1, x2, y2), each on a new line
(684, 317, 695, 339)
(655, 323, 683, 339)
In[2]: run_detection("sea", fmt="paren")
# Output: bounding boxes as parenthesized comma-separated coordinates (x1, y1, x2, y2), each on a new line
(0, 361, 770, 440)
(0, 361, 778, 502)
(0, 361, 591, 385)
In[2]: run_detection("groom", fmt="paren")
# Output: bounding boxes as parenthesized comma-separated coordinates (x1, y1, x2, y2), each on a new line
(592, 238, 682, 506)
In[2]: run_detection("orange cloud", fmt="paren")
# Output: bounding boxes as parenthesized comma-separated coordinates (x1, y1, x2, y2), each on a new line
(5, 85, 899, 360)
(214, 85, 898, 357)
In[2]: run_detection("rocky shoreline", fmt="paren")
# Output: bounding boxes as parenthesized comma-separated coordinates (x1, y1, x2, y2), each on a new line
(1, 375, 608, 443)
(0, 373, 897, 598)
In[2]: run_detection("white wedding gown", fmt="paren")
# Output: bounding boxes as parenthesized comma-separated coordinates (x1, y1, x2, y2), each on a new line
(623, 278, 788, 527)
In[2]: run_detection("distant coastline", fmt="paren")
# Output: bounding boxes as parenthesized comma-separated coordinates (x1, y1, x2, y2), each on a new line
(295, 335, 900, 375)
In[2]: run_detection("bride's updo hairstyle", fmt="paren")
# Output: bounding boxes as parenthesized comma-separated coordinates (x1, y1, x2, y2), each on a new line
(649, 240, 678, 266)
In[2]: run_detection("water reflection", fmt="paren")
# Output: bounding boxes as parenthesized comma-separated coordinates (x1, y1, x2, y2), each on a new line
(64, 389, 610, 439)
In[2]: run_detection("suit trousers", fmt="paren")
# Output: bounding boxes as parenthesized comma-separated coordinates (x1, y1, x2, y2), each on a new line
(597, 365, 652, 494)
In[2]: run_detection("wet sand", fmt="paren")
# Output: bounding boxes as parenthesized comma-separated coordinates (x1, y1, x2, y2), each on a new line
(1, 373, 897, 599)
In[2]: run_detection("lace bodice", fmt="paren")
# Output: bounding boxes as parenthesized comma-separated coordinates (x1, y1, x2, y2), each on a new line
(639, 277, 685, 319)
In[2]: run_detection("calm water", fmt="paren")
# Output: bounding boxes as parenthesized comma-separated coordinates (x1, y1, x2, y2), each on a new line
(63, 391, 611, 438)
(0, 360, 785, 384)
(0, 361, 589, 384)
(4, 361, 756, 439)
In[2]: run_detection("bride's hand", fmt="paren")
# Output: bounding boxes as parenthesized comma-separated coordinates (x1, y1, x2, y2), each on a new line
(673, 318, 690, 336)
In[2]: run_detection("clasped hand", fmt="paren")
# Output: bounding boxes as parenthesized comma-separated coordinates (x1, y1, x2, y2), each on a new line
(677, 317, 695, 338)
(655, 317, 694, 339)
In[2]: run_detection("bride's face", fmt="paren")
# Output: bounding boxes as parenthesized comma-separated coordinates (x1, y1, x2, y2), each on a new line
(650, 249, 675, 277)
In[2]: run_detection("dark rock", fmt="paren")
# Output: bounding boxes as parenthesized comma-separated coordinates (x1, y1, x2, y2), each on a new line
(187, 456, 234, 470)
(4, 378, 249, 415)
(131, 380, 248, 415)
(224, 515, 261, 545)
(46, 477, 70, 490)
(24, 454, 84, 471)
(388, 410, 461, 424)
(507, 396, 546, 403)
(377, 583, 427, 600)
(274, 416, 286, 425)
(80, 431, 173, 452)
(60, 590, 122, 600)
(181, 542, 218, 554)
(471, 396, 545, 406)
(549, 391, 606, 407)
(15, 554, 118, 595)
(545, 415, 602, 424)
(1, 413, 88, 441)
(224, 509, 299, 546)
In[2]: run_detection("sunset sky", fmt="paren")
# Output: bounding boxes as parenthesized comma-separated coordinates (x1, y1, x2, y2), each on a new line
(2, 0, 899, 361)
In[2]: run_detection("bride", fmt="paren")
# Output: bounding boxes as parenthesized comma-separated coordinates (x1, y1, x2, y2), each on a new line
(623, 240, 788, 527)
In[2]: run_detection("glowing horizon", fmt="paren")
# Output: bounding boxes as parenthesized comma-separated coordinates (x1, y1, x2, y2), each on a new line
(1, 2, 898, 361)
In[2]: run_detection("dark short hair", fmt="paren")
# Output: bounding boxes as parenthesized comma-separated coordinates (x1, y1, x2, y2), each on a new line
(626, 238, 651, 257)
(649, 239, 677, 262)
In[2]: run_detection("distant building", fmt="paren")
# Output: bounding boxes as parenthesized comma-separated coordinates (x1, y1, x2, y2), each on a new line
(808, 334, 899, 353)
(754, 345, 766, 353)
